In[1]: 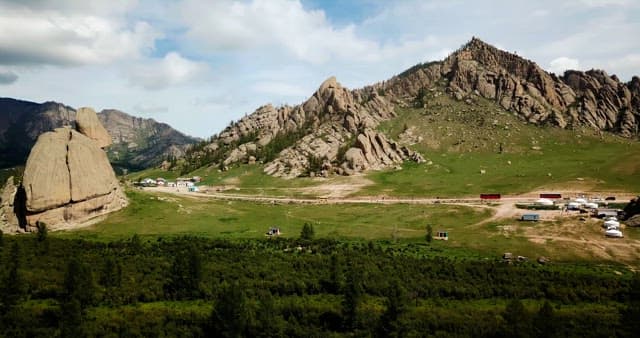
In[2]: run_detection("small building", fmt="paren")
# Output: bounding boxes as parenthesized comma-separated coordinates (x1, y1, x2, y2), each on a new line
(434, 231, 449, 240)
(141, 178, 156, 187)
(176, 178, 194, 188)
(156, 177, 166, 186)
(266, 227, 281, 236)
(566, 202, 581, 210)
(167, 182, 176, 188)
(521, 214, 540, 222)
(596, 209, 619, 218)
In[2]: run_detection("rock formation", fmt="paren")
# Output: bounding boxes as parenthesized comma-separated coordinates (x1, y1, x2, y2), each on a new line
(0, 177, 18, 231)
(209, 77, 424, 178)
(372, 37, 640, 137)
(1, 113, 129, 232)
(192, 38, 638, 178)
(0, 98, 198, 170)
(13, 127, 128, 230)
(76, 107, 112, 148)
(623, 196, 640, 226)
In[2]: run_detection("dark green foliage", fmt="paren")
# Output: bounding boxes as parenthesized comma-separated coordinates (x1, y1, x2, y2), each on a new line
(165, 244, 203, 300)
(0, 242, 23, 315)
(300, 222, 315, 241)
(533, 301, 556, 337)
(0, 229, 3, 248)
(209, 281, 249, 337)
(306, 154, 324, 175)
(36, 221, 47, 242)
(376, 279, 407, 338)
(414, 87, 428, 107)
(342, 264, 363, 331)
(426, 224, 433, 243)
(63, 258, 96, 307)
(502, 299, 531, 338)
(0, 235, 636, 336)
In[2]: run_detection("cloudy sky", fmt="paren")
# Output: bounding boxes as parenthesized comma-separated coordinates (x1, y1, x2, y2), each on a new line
(1, 0, 639, 138)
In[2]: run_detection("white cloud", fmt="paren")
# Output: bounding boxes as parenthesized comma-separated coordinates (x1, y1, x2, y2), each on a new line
(180, 0, 380, 64)
(548, 57, 581, 74)
(0, 1, 159, 66)
(127, 52, 210, 90)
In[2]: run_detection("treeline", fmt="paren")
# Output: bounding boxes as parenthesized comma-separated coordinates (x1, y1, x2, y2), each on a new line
(0, 233, 639, 337)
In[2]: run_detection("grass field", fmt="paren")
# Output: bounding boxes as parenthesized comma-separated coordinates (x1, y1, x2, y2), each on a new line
(61, 189, 491, 241)
(53, 189, 640, 267)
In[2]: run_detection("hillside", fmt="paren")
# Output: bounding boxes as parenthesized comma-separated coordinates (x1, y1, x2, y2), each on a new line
(181, 38, 639, 180)
(0, 98, 198, 171)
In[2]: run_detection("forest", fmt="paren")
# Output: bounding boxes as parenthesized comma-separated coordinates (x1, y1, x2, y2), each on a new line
(0, 230, 639, 337)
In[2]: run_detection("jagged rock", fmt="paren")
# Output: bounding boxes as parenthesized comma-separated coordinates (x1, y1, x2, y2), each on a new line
(19, 127, 127, 230)
(626, 214, 640, 227)
(76, 107, 112, 148)
(192, 38, 639, 179)
(623, 196, 640, 221)
(0, 177, 18, 231)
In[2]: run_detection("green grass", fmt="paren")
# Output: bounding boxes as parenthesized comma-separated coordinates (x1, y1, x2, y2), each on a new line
(364, 90, 640, 197)
(58, 189, 492, 242)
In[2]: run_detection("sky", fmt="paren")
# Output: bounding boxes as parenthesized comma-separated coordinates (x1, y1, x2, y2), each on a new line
(1, 0, 639, 138)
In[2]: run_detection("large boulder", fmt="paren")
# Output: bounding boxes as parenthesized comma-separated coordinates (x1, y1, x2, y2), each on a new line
(17, 127, 127, 230)
(76, 107, 112, 148)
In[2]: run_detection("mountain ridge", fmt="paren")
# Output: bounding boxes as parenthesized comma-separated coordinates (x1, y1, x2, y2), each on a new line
(181, 37, 639, 178)
(0, 97, 199, 171)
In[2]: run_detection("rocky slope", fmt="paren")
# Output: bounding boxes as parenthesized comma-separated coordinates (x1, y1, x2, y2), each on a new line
(204, 77, 425, 178)
(193, 38, 639, 178)
(0, 98, 198, 170)
(372, 37, 640, 137)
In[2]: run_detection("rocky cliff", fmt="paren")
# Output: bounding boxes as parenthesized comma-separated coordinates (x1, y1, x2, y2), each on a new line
(373, 37, 640, 136)
(1, 110, 128, 232)
(0, 98, 198, 170)
(203, 77, 424, 178)
(190, 38, 638, 178)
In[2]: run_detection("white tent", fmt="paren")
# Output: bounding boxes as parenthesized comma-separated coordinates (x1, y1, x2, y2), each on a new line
(535, 198, 554, 206)
(574, 198, 587, 204)
(604, 220, 620, 229)
(605, 229, 623, 238)
(584, 202, 598, 209)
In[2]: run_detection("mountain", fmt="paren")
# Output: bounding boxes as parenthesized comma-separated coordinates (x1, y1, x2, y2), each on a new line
(0, 98, 199, 171)
(182, 37, 640, 178)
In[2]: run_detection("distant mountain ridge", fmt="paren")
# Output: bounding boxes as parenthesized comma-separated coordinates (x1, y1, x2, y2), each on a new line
(181, 37, 639, 178)
(0, 97, 199, 171)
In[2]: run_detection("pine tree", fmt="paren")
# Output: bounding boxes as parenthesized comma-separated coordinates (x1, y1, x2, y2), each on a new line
(342, 265, 363, 331)
(533, 301, 556, 337)
(0, 242, 23, 316)
(300, 222, 315, 241)
(376, 279, 406, 337)
(209, 281, 249, 337)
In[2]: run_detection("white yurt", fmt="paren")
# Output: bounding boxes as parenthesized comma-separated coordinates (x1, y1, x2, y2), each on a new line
(574, 198, 588, 204)
(584, 202, 598, 209)
(605, 229, 623, 238)
(535, 198, 554, 206)
(604, 220, 620, 229)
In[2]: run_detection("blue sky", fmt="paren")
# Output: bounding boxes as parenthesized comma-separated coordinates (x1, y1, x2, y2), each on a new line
(1, 0, 639, 138)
